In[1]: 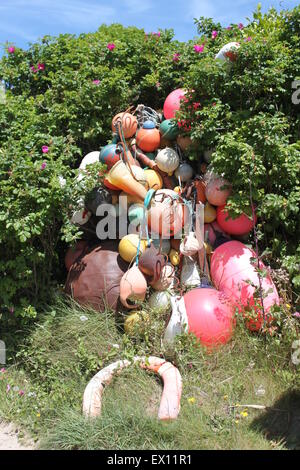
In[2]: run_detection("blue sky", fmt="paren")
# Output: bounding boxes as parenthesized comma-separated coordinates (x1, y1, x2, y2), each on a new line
(0, 0, 298, 49)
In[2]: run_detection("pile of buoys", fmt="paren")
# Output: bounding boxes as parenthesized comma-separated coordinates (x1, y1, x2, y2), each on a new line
(65, 77, 280, 351)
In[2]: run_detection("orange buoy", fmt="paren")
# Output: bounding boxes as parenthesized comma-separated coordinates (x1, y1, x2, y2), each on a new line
(112, 112, 138, 139)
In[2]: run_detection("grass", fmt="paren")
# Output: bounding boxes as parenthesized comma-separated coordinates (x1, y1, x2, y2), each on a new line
(0, 295, 299, 450)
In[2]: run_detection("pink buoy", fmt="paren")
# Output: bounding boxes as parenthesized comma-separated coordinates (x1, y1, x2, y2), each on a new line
(184, 288, 235, 348)
(205, 177, 232, 206)
(163, 89, 186, 119)
(210, 241, 280, 331)
(217, 205, 256, 236)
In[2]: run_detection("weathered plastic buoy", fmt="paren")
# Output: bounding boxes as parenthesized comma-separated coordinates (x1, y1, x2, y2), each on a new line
(79, 151, 100, 170)
(82, 356, 182, 421)
(120, 265, 147, 309)
(175, 163, 194, 183)
(159, 119, 179, 140)
(148, 290, 171, 312)
(205, 177, 232, 206)
(136, 121, 161, 152)
(147, 189, 187, 237)
(112, 112, 138, 138)
(150, 263, 174, 291)
(118, 234, 147, 263)
(215, 42, 240, 62)
(155, 148, 180, 174)
(210, 241, 280, 331)
(217, 205, 256, 236)
(99, 144, 121, 170)
(184, 288, 235, 347)
(163, 88, 186, 119)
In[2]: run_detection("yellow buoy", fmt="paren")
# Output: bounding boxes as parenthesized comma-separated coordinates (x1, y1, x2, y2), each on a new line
(144, 169, 163, 190)
(124, 311, 150, 336)
(169, 248, 180, 266)
(204, 203, 217, 223)
(118, 234, 147, 263)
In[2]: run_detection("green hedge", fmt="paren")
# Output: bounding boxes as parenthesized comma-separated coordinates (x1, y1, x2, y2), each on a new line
(0, 6, 299, 327)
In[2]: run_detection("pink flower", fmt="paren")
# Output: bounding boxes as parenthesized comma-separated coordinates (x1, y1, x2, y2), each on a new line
(172, 53, 180, 62)
(0, 368, 6, 373)
(152, 32, 161, 37)
(226, 26, 232, 30)
(238, 23, 244, 29)
(42, 146, 49, 154)
(193, 102, 201, 109)
(41, 162, 47, 170)
(92, 79, 100, 85)
(293, 312, 300, 318)
(107, 43, 115, 51)
(37, 63, 45, 70)
(212, 30, 218, 39)
(6, 384, 10, 393)
(155, 82, 161, 89)
(9, 306, 14, 314)
(194, 44, 204, 53)
(19, 390, 25, 396)
(31, 66, 38, 73)
(8, 46, 15, 54)
(245, 36, 252, 42)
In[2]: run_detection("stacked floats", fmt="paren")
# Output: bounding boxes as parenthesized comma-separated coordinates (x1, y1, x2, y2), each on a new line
(65, 51, 279, 352)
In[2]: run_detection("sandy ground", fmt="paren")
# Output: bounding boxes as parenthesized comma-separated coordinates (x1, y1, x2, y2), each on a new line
(0, 422, 35, 450)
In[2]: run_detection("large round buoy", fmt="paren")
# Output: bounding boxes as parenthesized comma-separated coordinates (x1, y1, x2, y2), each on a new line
(147, 189, 187, 237)
(99, 144, 121, 170)
(215, 42, 240, 62)
(175, 163, 194, 183)
(205, 177, 232, 206)
(217, 205, 256, 236)
(148, 290, 171, 312)
(65, 241, 128, 312)
(210, 241, 280, 331)
(155, 148, 179, 174)
(79, 151, 100, 170)
(159, 119, 179, 140)
(112, 112, 138, 139)
(184, 288, 235, 347)
(136, 121, 161, 152)
(163, 89, 186, 119)
(118, 234, 148, 263)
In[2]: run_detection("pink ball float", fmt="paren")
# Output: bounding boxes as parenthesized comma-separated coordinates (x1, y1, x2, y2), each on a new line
(210, 241, 280, 331)
(163, 89, 186, 119)
(183, 288, 235, 348)
(217, 205, 256, 236)
(205, 177, 232, 206)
